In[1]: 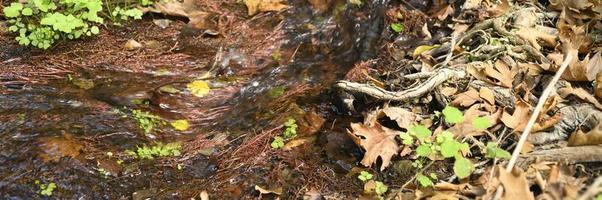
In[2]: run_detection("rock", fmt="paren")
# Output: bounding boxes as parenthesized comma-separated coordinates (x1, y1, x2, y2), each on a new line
(153, 19, 172, 29)
(124, 39, 143, 51)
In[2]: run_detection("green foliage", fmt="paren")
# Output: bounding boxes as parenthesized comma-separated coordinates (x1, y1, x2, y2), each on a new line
(283, 118, 298, 139)
(374, 181, 388, 196)
(2, 0, 153, 49)
(486, 142, 511, 159)
(416, 173, 434, 187)
(442, 105, 464, 124)
(358, 171, 373, 182)
(132, 109, 164, 134)
(271, 118, 298, 149)
(271, 136, 284, 149)
(472, 117, 492, 130)
(390, 23, 404, 33)
(128, 142, 182, 160)
(453, 156, 474, 179)
(37, 182, 56, 196)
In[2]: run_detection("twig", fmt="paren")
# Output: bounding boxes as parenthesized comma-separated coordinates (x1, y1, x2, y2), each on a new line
(493, 53, 574, 199)
(391, 160, 435, 199)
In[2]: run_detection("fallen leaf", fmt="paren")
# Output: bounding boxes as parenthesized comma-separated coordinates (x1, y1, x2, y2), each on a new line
(486, 0, 510, 17)
(124, 39, 142, 50)
(187, 80, 211, 97)
(498, 166, 535, 200)
(462, 0, 483, 10)
(255, 185, 282, 195)
(38, 133, 83, 162)
(515, 27, 557, 50)
(244, 0, 288, 16)
(283, 136, 316, 150)
(149, 0, 217, 30)
(568, 123, 602, 146)
(448, 104, 501, 137)
(452, 88, 480, 107)
(170, 119, 190, 131)
(501, 100, 532, 133)
(72, 78, 94, 90)
(558, 84, 602, 110)
(479, 87, 495, 105)
(303, 188, 323, 200)
(413, 45, 439, 58)
(594, 73, 602, 99)
(381, 106, 417, 129)
(348, 122, 400, 171)
(432, 4, 454, 21)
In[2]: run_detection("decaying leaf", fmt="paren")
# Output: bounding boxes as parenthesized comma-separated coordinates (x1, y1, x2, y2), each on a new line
(501, 100, 532, 132)
(149, 0, 217, 30)
(381, 106, 417, 129)
(244, 0, 288, 16)
(568, 123, 602, 146)
(452, 88, 480, 107)
(498, 166, 535, 200)
(515, 27, 557, 50)
(466, 60, 517, 88)
(348, 122, 400, 171)
(487, 0, 510, 17)
(479, 87, 495, 105)
(558, 84, 602, 110)
(187, 80, 211, 97)
(38, 133, 84, 162)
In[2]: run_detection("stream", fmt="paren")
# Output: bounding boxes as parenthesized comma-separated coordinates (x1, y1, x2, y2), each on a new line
(0, 0, 398, 198)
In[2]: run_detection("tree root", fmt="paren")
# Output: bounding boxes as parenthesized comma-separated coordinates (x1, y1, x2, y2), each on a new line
(334, 67, 466, 101)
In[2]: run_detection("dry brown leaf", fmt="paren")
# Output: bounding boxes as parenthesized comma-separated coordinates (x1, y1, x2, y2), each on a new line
(150, 0, 216, 30)
(283, 136, 316, 150)
(595, 72, 602, 99)
(501, 100, 532, 132)
(568, 123, 602, 146)
(498, 166, 535, 200)
(487, 60, 517, 87)
(558, 84, 602, 110)
(441, 86, 458, 97)
(452, 88, 480, 107)
(348, 122, 400, 171)
(244, 0, 288, 16)
(515, 27, 557, 50)
(479, 87, 495, 105)
(432, 4, 454, 20)
(255, 185, 282, 195)
(462, 0, 483, 10)
(381, 106, 417, 129)
(487, 0, 510, 17)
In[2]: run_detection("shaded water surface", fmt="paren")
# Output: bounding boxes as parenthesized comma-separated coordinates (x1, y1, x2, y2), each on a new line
(0, 0, 390, 198)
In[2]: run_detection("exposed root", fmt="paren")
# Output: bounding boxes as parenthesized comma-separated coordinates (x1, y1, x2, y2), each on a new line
(335, 67, 466, 101)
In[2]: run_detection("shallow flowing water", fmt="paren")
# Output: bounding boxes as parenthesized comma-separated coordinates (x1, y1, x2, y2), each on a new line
(0, 0, 391, 198)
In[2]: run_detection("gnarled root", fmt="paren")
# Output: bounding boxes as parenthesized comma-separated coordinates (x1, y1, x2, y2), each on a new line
(335, 67, 466, 101)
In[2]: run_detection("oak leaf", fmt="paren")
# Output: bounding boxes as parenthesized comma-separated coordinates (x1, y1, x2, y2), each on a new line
(498, 166, 535, 200)
(348, 122, 400, 171)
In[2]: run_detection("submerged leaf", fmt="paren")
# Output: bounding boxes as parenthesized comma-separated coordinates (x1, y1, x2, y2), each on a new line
(170, 120, 189, 131)
(187, 80, 211, 97)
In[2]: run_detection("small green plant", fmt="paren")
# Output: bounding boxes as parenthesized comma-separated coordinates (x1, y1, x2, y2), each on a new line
(400, 105, 500, 186)
(358, 171, 373, 182)
(390, 22, 404, 33)
(97, 167, 111, 178)
(271, 118, 298, 149)
(374, 181, 388, 197)
(126, 142, 182, 160)
(2, 0, 153, 49)
(131, 109, 165, 134)
(270, 136, 285, 149)
(36, 181, 56, 196)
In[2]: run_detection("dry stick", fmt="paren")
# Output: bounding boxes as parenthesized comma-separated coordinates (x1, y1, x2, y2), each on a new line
(492, 53, 574, 200)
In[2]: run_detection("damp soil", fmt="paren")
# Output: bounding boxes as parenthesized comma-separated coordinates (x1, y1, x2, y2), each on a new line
(0, 0, 436, 199)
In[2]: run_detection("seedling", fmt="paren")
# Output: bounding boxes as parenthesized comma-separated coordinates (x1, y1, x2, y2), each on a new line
(36, 181, 56, 197)
(358, 171, 373, 182)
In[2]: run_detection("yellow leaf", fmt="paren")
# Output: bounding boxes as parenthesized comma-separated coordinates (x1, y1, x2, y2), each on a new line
(187, 80, 210, 97)
(244, 0, 288, 16)
(170, 119, 190, 131)
(412, 45, 439, 58)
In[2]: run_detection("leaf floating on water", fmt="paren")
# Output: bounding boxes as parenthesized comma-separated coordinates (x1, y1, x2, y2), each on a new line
(244, 0, 288, 16)
(170, 119, 189, 131)
(38, 133, 83, 163)
(187, 80, 210, 97)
